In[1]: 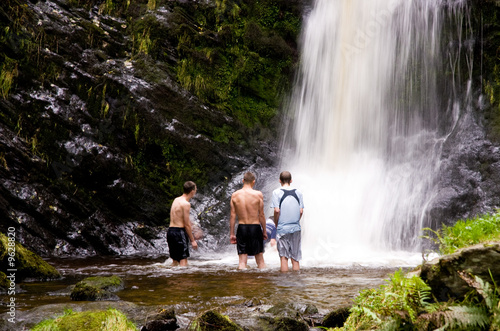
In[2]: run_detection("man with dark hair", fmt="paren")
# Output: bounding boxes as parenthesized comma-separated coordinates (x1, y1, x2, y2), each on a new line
(271, 171, 305, 272)
(230, 171, 267, 269)
(167, 181, 198, 266)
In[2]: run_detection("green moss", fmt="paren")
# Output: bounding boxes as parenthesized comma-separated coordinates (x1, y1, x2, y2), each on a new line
(32, 308, 138, 331)
(0, 232, 60, 281)
(0, 271, 8, 291)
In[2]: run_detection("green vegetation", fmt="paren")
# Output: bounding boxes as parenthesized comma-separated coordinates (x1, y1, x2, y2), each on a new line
(423, 211, 500, 255)
(329, 269, 500, 331)
(327, 214, 500, 330)
(336, 269, 431, 330)
(32, 308, 138, 331)
(171, 0, 301, 127)
(0, 232, 60, 281)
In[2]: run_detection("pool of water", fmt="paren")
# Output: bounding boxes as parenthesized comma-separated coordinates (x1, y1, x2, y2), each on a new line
(3, 250, 421, 329)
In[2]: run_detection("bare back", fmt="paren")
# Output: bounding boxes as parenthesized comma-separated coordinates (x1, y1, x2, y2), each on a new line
(169, 196, 191, 228)
(230, 188, 264, 224)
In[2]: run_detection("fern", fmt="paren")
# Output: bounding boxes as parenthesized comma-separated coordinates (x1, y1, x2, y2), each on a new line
(438, 306, 489, 331)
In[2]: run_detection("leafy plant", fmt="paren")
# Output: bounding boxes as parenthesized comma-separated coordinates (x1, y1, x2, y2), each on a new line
(342, 269, 431, 330)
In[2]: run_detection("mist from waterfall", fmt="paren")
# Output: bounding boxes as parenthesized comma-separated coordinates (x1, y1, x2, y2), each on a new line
(279, 0, 471, 265)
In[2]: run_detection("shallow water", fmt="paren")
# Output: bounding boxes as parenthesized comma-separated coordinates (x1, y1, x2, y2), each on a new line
(3, 250, 421, 329)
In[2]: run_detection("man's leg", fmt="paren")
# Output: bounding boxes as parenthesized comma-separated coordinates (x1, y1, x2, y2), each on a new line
(179, 258, 188, 267)
(238, 254, 248, 269)
(280, 256, 289, 272)
(171, 259, 179, 267)
(255, 253, 266, 269)
(291, 259, 300, 271)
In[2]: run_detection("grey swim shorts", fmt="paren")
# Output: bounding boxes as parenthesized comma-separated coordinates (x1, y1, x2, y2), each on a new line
(277, 230, 302, 261)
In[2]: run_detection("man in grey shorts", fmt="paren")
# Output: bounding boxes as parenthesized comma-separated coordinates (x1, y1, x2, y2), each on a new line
(270, 171, 304, 272)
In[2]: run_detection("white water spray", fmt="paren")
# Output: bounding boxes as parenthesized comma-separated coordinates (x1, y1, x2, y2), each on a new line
(280, 0, 470, 265)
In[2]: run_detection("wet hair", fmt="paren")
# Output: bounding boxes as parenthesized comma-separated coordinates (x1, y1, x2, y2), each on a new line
(183, 181, 196, 194)
(243, 171, 256, 184)
(279, 171, 292, 184)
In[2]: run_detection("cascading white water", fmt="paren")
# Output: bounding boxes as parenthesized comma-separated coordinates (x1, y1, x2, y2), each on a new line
(280, 0, 470, 265)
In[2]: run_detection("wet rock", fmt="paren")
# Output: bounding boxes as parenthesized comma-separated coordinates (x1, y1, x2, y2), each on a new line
(322, 306, 351, 328)
(189, 310, 243, 331)
(258, 302, 316, 330)
(266, 302, 318, 318)
(141, 307, 178, 331)
(261, 316, 309, 331)
(244, 297, 262, 307)
(0, 232, 60, 281)
(70, 275, 124, 301)
(419, 241, 500, 301)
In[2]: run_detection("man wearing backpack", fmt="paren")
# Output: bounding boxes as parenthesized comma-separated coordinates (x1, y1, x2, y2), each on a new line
(270, 171, 305, 272)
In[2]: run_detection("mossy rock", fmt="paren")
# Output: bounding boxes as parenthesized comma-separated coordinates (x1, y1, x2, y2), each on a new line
(31, 308, 138, 331)
(189, 310, 243, 331)
(0, 232, 60, 281)
(70, 275, 124, 301)
(0, 271, 8, 292)
(271, 317, 309, 331)
(322, 306, 351, 328)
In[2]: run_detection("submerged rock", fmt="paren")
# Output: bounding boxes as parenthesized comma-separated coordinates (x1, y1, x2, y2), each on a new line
(419, 241, 500, 301)
(70, 275, 124, 301)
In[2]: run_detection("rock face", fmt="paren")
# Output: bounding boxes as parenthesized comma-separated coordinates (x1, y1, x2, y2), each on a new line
(420, 242, 500, 301)
(0, 0, 500, 258)
(0, 0, 301, 257)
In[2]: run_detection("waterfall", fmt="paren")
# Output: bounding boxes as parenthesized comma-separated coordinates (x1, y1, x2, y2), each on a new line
(279, 0, 471, 265)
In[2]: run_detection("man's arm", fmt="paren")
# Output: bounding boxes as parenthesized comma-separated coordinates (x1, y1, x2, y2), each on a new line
(273, 208, 280, 227)
(229, 195, 237, 244)
(183, 202, 198, 249)
(258, 192, 267, 240)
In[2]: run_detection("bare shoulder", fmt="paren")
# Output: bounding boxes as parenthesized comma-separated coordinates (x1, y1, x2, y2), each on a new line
(231, 189, 243, 199)
(254, 189, 264, 199)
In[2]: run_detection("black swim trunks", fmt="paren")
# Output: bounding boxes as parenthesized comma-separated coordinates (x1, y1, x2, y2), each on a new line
(167, 227, 189, 261)
(236, 224, 264, 255)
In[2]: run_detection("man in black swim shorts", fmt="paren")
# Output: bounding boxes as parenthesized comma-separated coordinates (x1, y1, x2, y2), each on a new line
(230, 172, 267, 269)
(167, 181, 198, 266)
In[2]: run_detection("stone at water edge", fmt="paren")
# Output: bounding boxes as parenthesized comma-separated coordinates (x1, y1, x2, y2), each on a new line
(419, 241, 500, 301)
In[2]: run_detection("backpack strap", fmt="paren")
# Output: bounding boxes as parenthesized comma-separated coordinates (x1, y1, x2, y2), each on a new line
(279, 189, 300, 209)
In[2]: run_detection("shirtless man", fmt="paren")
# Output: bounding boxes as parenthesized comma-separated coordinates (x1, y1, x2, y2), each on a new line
(167, 181, 198, 266)
(230, 172, 267, 269)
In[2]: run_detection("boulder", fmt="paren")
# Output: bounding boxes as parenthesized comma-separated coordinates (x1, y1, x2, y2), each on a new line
(420, 242, 500, 301)
(189, 310, 242, 331)
(141, 308, 178, 331)
(322, 306, 351, 328)
(70, 275, 124, 301)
